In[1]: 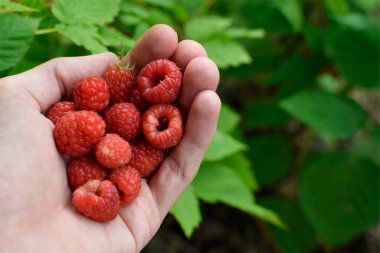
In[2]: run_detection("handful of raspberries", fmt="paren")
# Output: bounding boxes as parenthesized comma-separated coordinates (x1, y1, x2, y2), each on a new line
(46, 58, 183, 222)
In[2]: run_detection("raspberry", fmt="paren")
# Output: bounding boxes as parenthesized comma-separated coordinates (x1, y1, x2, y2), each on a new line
(72, 180, 120, 222)
(53, 111, 106, 157)
(129, 88, 150, 112)
(138, 59, 182, 104)
(108, 166, 141, 205)
(67, 157, 107, 190)
(103, 65, 137, 104)
(95, 134, 132, 169)
(73, 77, 110, 112)
(130, 140, 164, 177)
(105, 103, 140, 141)
(142, 104, 183, 149)
(45, 101, 76, 125)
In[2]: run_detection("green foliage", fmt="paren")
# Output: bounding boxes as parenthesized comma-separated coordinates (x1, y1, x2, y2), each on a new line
(260, 197, 318, 253)
(280, 91, 367, 138)
(1, 0, 379, 251)
(170, 185, 201, 238)
(0, 13, 39, 72)
(300, 152, 380, 246)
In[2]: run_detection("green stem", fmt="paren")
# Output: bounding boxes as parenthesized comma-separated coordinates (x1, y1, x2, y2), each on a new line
(35, 28, 57, 35)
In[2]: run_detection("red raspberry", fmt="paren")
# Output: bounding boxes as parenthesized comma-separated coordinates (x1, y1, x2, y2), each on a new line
(138, 59, 182, 104)
(108, 166, 141, 205)
(45, 101, 76, 125)
(142, 104, 183, 149)
(95, 134, 132, 169)
(73, 77, 110, 112)
(53, 111, 106, 157)
(103, 65, 137, 104)
(72, 180, 120, 222)
(130, 140, 164, 177)
(129, 88, 150, 112)
(105, 103, 140, 141)
(67, 157, 107, 190)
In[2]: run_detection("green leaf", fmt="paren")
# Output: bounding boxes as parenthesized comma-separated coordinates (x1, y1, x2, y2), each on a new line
(325, 0, 349, 15)
(52, 0, 121, 25)
(218, 153, 258, 191)
(193, 163, 283, 227)
(246, 135, 293, 186)
(184, 16, 231, 41)
(260, 198, 318, 253)
(0, 0, 38, 13)
(217, 104, 241, 133)
(244, 100, 288, 129)
(0, 14, 39, 72)
(349, 0, 379, 12)
(170, 185, 201, 238)
(97, 26, 135, 49)
(141, 0, 175, 8)
(204, 131, 246, 162)
(274, 0, 304, 32)
(245, 203, 285, 228)
(300, 152, 380, 246)
(204, 39, 252, 69)
(280, 91, 367, 138)
(146, 7, 176, 27)
(351, 125, 380, 165)
(194, 164, 254, 209)
(326, 14, 380, 88)
(56, 24, 107, 54)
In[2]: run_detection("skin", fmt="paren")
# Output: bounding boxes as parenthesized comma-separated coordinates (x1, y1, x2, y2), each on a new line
(0, 24, 221, 253)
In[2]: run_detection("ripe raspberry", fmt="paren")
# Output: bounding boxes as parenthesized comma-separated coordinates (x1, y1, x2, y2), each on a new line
(103, 65, 137, 104)
(45, 101, 76, 125)
(95, 134, 132, 169)
(129, 88, 150, 112)
(73, 77, 110, 112)
(142, 104, 183, 149)
(67, 157, 107, 190)
(130, 140, 164, 177)
(138, 59, 182, 104)
(72, 180, 120, 222)
(53, 111, 106, 157)
(108, 166, 141, 205)
(105, 103, 140, 141)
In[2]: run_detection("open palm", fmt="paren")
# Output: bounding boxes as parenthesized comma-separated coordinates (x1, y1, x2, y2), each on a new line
(0, 25, 220, 253)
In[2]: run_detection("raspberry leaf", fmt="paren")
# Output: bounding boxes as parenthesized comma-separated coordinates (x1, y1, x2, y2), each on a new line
(56, 24, 107, 54)
(280, 91, 367, 138)
(193, 163, 283, 227)
(52, 0, 121, 26)
(170, 185, 202, 238)
(0, 13, 39, 72)
(204, 131, 246, 162)
(300, 152, 380, 246)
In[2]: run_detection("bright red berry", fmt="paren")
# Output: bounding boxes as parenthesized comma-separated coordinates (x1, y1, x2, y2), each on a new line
(103, 65, 137, 104)
(108, 166, 141, 205)
(130, 140, 164, 177)
(95, 134, 132, 169)
(128, 88, 150, 112)
(53, 111, 106, 157)
(73, 77, 110, 112)
(72, 180, 120, 222)
(142, 104, 183, 149)
(45, 101, 76, 125)
(138, 59, 182, 104)
(67, 157, 107, 190)
(105, 103, 140, 141)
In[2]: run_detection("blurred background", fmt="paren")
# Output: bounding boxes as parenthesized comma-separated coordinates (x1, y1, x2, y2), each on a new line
(1, 0, 379, 252)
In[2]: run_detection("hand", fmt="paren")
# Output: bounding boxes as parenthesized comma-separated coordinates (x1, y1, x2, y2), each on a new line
(0, 25, 220, 253)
